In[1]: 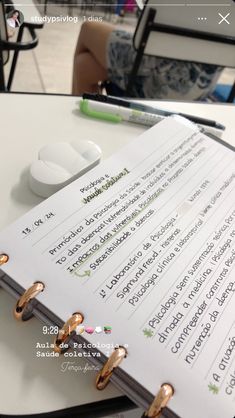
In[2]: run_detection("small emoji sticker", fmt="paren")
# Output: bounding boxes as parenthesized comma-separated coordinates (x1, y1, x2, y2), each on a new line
(104, 326, 112, 334)
(85, 327, 94, 334)
(95, 326, 103, 334)
(76, 325, 85, 335)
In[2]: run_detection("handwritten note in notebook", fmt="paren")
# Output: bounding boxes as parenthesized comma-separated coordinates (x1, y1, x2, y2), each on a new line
(0, 117, 235, 418)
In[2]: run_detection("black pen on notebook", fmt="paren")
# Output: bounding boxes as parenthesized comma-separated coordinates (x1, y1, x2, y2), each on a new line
(82, 93, 225, 131)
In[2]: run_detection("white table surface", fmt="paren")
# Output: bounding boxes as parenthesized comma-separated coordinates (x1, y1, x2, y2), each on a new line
(0, 92, 234, 415)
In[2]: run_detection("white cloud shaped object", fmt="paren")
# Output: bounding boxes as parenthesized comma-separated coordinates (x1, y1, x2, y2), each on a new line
(29, 140, 102, 198)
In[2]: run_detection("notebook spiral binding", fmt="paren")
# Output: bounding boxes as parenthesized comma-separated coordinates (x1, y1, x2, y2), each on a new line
(0, 254, 45, 321)
(96, 346, 127, 390)
(0, 253, 9, 265)
(14, 281, 45, 320)
(96, 346, 173, 417)
(142, 383, 174, 418)
(54, 312, 84, 354)
(1, 253, 174, 418)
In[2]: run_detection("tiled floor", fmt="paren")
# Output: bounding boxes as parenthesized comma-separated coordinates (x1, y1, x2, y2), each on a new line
(4, 1, 235, 97)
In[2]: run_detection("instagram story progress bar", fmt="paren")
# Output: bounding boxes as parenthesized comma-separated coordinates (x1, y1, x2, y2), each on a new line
(6, 1, 233, 6)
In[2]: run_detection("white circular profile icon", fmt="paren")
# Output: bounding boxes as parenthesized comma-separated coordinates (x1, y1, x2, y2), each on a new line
(6, 9, 24, 37)
(7, 9, 24, 28)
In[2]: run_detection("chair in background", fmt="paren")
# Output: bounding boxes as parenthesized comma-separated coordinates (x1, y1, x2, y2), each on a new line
(0, 0, 9, 88)
(43, 0, 70, 16)
(213, 81, 235, 103)
(79, 0, 96, 13)
(104, 0, 116, 19)
(79, 0, 116, 18)
(0, 0, 43, 91)
(107, 0, 235, 101)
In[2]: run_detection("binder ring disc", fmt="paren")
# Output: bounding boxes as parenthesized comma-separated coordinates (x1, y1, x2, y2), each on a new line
(54, 312, 84, 354)
(96, 346, 127, 390)
(0, 254, 9, 265)
(14, 281, 45, 321)
(143, 383, 174, 418)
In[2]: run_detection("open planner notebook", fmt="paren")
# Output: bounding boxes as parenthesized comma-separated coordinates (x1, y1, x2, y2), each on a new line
(0, 116, 234, 418)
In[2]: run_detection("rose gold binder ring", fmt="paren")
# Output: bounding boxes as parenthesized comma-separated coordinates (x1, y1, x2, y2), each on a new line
(96, 346, 127, 390)
(0, 254, 9, 265)
(14, 281, 45, 321)
(54, 312, 84, 354)
(142, 383, 174, 418)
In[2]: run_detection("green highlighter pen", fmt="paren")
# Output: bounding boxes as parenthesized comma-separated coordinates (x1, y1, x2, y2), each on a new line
(79, 99, 164, 127)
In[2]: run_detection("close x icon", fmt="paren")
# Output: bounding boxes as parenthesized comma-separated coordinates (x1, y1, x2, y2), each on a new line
(218, 12, 231, 24)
